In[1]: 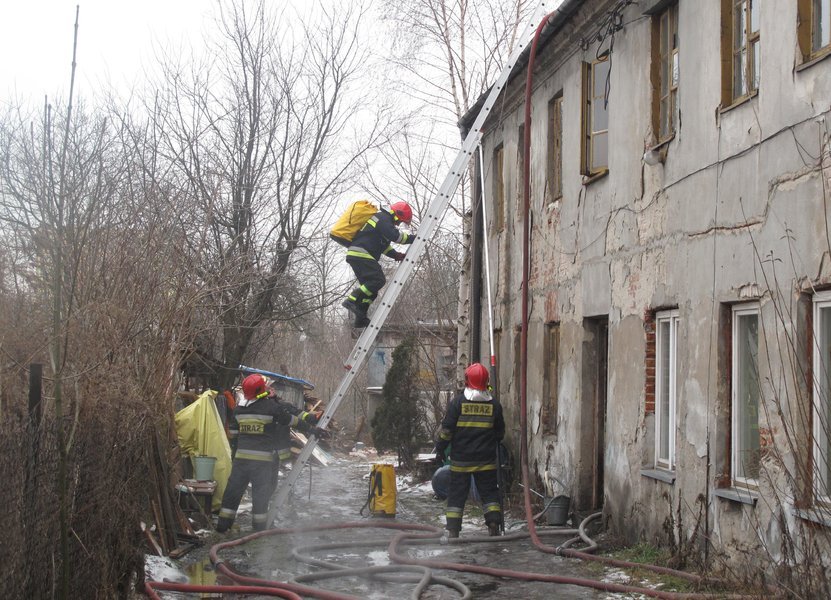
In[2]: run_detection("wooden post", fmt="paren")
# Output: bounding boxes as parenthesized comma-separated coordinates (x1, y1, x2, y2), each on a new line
(26, 363, 43, 490)
(25, 363, 43, 598)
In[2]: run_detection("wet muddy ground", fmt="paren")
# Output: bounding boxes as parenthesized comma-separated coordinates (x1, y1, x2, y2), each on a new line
(153, 451, 665, 598)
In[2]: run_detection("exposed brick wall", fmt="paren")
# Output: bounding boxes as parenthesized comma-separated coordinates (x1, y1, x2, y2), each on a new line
(644, 310, 656, 415)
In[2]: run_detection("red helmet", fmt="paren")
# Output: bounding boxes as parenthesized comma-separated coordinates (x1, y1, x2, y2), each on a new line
(464, 363, 489, 391)
(390, 201, 413, 224)
(241, 374, 268, 400)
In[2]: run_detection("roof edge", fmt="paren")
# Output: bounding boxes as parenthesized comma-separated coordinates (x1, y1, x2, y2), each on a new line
(458, 0, 584, 134)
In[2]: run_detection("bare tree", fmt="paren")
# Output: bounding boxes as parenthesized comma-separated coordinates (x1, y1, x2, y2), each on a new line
(145, 0, 388, 389)
(382, 0, 533, 122)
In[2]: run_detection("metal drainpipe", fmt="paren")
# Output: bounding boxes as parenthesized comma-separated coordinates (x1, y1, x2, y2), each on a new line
(470, 148, 484, 365)
(518, 9, 550, 564)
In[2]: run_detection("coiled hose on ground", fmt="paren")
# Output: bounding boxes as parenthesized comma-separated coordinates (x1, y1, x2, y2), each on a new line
(144, 517, 762, 599)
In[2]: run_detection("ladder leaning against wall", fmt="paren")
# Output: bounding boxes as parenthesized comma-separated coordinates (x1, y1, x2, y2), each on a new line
(267, 0, 562, 523)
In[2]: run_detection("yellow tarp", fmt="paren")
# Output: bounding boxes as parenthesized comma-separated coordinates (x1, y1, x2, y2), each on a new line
(175, 390, 232, 510)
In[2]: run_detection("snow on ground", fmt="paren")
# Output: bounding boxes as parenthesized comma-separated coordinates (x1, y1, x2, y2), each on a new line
(144, 555, 188, 584)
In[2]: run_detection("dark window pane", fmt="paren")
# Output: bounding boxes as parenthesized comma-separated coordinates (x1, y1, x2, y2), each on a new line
(737, 313, 760, 481)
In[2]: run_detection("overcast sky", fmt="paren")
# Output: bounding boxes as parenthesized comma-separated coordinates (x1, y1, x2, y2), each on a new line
(0, 0, 214, 100)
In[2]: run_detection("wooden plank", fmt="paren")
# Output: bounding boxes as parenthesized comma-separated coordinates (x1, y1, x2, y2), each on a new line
(150, 499, 169, 555)
(142, 523, 164, 556)
(168, 543, 198, 559)
(154, 430, 180, 550)
(175, 531, 202, 543)
(174, 500, 196, 536)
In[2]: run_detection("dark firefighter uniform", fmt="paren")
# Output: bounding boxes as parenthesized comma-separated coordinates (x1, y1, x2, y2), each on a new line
(269, 398, 306, 496)
(435, 388, 505, 535)
(216, 396, 316, 532)
(344, 209, 414, 323)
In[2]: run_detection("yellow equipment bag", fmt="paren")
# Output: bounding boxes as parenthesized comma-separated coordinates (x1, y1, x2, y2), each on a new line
(330, 200, 378, 247)
(174, 390, 233, 510)
(360, 463, 397, 518)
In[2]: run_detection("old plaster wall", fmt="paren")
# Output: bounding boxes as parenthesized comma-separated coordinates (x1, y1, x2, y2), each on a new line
(472, 0, 831, 578)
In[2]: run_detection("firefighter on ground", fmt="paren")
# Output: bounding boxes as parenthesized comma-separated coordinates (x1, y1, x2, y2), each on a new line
(434, 363, 505, 538)
(342, 201, 416, 328)
(216, 374, 323, 533)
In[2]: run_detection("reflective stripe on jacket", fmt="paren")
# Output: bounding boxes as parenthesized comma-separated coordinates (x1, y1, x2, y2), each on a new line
(230, 396, 309, 461)
(347, 210, 412, 261)
(436, 389, 505, 467)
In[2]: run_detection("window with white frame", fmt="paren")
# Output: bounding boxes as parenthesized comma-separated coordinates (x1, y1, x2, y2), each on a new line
(813, 292, 831, 505)
(732, 304, 761, 487)
(655, 310, 679, 471)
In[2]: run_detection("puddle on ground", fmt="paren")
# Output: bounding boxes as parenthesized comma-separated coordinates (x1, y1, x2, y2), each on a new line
(164, 454, 637, 598)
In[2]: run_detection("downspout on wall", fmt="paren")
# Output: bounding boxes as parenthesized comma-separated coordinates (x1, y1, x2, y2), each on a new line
(470, 149, 483, 365)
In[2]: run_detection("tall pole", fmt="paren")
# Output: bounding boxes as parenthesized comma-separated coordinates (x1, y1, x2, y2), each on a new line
(477, 145, 497, 380)
(25, 363, 43, 599)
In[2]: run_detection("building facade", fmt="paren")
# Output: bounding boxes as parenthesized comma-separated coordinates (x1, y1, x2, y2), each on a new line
(462, 0, 831, 585)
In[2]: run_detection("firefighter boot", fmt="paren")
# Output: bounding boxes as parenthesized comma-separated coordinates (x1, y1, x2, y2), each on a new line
(354, 304, 370, 328)
(215, 516, 233, 533)
(343, 293, 370, 327)
(342, 297, 361, 318)
(446, 528, 460, 539)
(487, 521, 501, 537)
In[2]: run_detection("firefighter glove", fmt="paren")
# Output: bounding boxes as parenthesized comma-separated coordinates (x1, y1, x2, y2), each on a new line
(300, 411, 320, 426)
(434, 440, 449, 462)
(312, 426, 330, 440)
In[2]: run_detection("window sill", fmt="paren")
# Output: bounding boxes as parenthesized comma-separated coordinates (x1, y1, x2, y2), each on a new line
(582, 169, 609, 186)
(713, 487, 758, 505)
(796, 47, 831, 72)
(644, 135, 674, 165)
(648, 133, 675, 153)
(719, 91, 758, 115)
(641, 468, 676, 484)
(793, 506, 831, 528)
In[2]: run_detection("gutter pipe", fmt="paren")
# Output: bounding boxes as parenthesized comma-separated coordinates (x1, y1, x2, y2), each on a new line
(477, 145, 497, 372)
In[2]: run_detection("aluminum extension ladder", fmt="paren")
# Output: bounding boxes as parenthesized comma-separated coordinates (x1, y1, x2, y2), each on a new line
(268, 0, 561, 522)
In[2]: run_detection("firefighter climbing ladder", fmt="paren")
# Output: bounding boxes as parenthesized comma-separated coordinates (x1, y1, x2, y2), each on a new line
(269, 0, 560, 521)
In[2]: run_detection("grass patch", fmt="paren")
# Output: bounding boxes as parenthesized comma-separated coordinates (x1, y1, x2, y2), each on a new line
(610, 542, 669, 565)
(605, 542, 696, 593)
